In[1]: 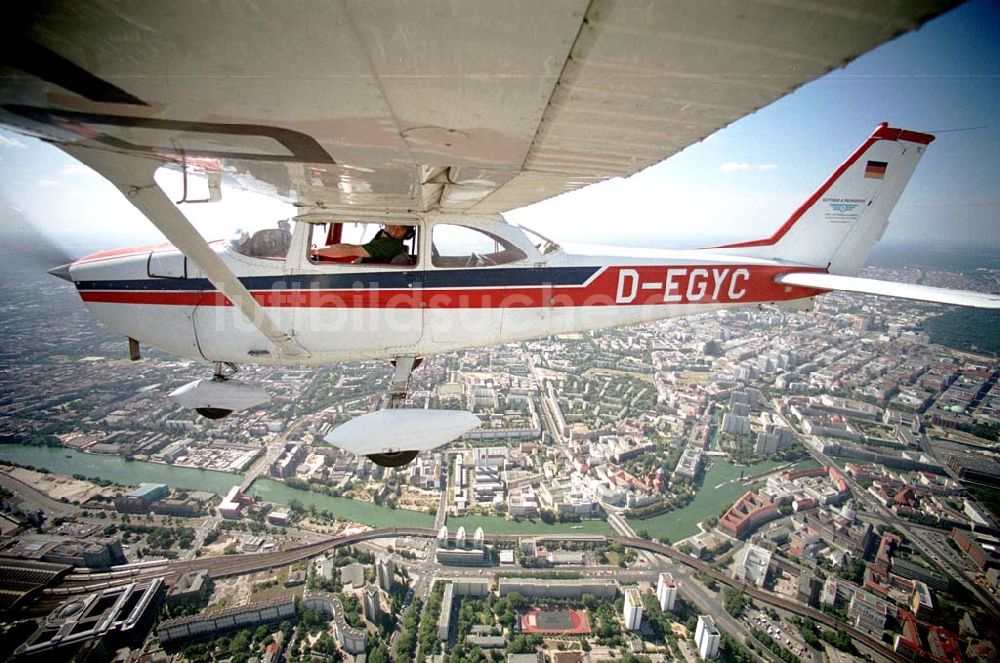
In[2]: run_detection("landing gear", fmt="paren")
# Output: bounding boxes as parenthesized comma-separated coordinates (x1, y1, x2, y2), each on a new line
(325, 354, 479, 467)
(366, 356, 422, 468)
(194, 362, 239, 419)
(170, 362, 271, 420)
(388, 356, 422, 408)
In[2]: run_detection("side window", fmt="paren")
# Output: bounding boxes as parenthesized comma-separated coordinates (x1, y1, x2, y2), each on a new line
(431, 225, 527, 268)
(308, 222, 418, 266)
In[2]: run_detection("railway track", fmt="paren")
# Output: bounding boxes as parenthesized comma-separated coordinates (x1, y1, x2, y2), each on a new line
(43, 526, 904, 662)
(619, 536, 908, 663)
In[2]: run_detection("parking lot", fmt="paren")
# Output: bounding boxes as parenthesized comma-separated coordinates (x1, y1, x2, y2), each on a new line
(743, 607, 810, 660)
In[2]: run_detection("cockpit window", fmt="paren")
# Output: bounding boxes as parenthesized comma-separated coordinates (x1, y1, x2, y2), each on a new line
(230, 221, 292, 259)
(431, 224, 527, 268)
(309, 222, 419, 266)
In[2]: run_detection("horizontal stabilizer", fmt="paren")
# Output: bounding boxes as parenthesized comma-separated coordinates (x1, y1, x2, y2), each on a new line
(324, 409, 481, 456)
(776, 272, 1000, 309)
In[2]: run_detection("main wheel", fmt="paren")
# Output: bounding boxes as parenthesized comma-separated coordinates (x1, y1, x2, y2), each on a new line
(367, 450, 419, 467)
(196, 407, 233, 420)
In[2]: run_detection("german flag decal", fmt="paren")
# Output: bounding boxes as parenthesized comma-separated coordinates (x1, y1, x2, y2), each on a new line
(865, 160, 887, 179)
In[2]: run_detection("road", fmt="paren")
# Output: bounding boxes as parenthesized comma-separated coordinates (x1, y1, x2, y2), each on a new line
(606, 511, 659, 567)
(666, 561, 776, 663)
(240, 416, 309, 493)
(434, 457, 450, 531)
(182, 430, 288, 562)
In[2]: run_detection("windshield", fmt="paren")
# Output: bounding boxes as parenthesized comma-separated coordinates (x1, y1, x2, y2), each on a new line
(517, 225, 561, 255)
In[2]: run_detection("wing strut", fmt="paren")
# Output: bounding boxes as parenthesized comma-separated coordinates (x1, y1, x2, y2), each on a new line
(62, 145, 306, 358)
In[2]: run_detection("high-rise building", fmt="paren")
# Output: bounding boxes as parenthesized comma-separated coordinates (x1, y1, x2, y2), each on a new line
(623, 587, 643, 631)
(656, 572, 676, 611)
(376, 556, 395, 592)
(754, 432, 779, 457)
(722, 413, 751, 436)
(362, 584, 382, 622)
(695, 615, 720, 660)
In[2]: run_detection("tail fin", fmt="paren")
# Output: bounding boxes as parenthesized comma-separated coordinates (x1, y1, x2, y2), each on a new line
(715, 124, 934, 275)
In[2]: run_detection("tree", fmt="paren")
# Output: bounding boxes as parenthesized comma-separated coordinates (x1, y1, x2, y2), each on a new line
(369, 643, 389, 663)
(723, 588, 748, 617)
(230, 629, 252, 657)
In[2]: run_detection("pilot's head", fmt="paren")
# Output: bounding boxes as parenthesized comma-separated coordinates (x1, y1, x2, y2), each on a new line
(384, 224, 413, 240)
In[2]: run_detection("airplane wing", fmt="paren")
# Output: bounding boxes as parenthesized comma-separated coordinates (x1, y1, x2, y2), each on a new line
(1, 1, 960, 216)
(776, 272, 1000, 309)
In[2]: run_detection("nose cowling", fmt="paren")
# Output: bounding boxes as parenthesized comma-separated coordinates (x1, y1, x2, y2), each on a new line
(48, 263, 74, 282)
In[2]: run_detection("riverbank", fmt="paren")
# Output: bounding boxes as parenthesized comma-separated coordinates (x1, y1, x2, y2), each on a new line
(448, 513, 614, 536)
(1, 465, 103, 503)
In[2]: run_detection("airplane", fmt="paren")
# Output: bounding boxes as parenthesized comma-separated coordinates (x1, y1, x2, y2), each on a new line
(2, 2, 996, 467)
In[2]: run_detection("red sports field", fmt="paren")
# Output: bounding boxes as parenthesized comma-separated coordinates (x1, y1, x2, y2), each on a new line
(521, 608, 591, 635)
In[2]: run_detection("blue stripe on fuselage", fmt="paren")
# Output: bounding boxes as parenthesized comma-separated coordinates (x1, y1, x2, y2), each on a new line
(75, 266, 601, 291)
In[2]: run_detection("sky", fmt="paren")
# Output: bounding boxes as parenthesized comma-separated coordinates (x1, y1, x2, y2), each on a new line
(1, 0, 998, 261)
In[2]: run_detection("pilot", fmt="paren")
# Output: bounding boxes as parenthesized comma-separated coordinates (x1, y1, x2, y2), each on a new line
(311, 224, 413, 263)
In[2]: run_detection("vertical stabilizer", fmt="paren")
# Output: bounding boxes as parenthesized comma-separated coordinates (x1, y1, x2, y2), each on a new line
(715, 124, 934, 275)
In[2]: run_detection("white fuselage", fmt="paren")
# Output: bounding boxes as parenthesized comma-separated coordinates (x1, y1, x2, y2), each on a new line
(64, 215, 824, 365)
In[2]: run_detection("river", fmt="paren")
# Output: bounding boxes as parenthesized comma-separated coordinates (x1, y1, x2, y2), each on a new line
(626, 458, 787, 542)
(0, 444, 809, 539)
(0, 444, 557, 532)
(0, 444, 243, 494)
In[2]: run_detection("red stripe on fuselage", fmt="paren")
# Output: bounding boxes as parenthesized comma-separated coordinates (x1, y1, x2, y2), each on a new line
(74, 240, 225, 266)
(74, 243, 173, 266)
(78, 265, 826, 308)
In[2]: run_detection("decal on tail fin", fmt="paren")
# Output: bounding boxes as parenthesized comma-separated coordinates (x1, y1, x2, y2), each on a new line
(715, 123, 934, 275)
